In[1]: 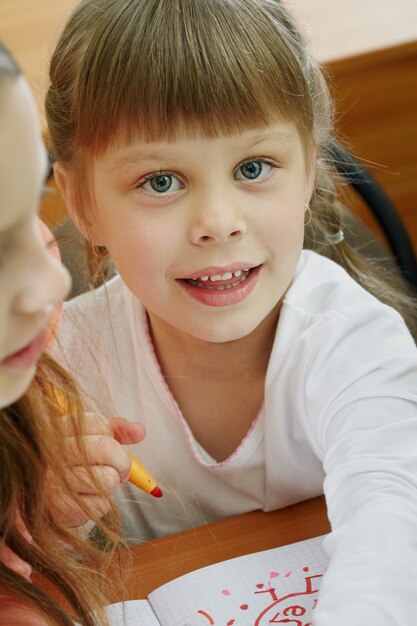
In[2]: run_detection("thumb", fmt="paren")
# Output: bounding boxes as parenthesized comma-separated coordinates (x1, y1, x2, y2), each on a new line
(111, 417, 146, 445)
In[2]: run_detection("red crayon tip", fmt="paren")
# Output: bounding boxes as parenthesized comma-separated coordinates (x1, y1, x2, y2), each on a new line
(150, 485, 163, 498)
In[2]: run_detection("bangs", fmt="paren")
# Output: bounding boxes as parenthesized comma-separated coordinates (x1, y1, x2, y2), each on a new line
(73, 0, 313, 151)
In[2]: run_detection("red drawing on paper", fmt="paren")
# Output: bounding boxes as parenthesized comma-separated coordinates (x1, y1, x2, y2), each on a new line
(198, 609, 215, 624)
(254, 566, 322, 626)
(197, 565, 323, 625)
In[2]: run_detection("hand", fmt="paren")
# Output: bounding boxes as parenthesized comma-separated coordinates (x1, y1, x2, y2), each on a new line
(48, 413, 145, 528)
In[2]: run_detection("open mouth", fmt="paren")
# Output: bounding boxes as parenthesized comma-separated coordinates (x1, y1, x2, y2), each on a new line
(184, 268, 251, 290)
(177, 265, 262, 307)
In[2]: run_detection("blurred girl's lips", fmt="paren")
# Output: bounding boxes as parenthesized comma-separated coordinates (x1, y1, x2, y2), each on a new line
(1, 327, 48, 372)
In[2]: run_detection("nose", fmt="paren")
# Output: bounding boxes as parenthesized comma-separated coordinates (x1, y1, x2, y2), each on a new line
(189, 191, 247, 246)
(13, 232, 71, 316)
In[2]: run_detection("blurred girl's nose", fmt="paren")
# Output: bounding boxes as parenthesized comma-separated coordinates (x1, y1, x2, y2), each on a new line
(13, 230, 71, 314)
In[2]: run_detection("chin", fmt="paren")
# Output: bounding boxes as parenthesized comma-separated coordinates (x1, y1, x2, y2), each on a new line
(0, 369, 35, 409)
(183, 318, 261, 344)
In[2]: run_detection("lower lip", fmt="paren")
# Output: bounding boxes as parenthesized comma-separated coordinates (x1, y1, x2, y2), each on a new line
(1, 328, 48, 372)
(178, 266, 262, 307)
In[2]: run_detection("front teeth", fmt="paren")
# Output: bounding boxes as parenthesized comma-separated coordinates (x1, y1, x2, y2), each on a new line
(187, 269, 251, 289)
(200, 270, 247, 282)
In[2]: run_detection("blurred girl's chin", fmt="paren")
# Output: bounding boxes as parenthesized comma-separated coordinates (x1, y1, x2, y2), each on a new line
(0, 369, 35, 409)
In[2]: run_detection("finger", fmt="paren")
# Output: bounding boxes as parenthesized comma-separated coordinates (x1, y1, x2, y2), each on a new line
(49, 493, 113, 528)
(79, 494, 114, 520)
(64, 434, 133, 479)
(59, 414, 145, 445)
(59, 412, 114, 437)
(112, 417, 146, 445)
(62, 465, 121, 496)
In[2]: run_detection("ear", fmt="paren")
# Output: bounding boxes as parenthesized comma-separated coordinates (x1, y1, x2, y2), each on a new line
(53, 163, 101, 243)
(53, 162, 68, 200)
(54, 163, 87, 238)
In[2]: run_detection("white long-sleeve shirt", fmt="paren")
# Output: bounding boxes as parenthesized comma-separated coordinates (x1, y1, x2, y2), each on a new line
(57, 250, 417, 625)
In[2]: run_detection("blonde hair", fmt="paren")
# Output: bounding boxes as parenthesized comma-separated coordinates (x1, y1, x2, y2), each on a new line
(45, 0, 416, 335)
(0, 43, 120, 626)
(0, 354, 123, 626)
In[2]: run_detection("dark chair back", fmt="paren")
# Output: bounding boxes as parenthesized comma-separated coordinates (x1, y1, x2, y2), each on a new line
(328, 140, 417, 290)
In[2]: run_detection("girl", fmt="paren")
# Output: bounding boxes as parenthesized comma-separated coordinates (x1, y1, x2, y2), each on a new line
(0, 43, 144, 625)
(46, 0, 417, 623)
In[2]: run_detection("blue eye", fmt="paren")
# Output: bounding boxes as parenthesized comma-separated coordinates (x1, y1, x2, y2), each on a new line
(150, 174, 172, 193)
(240, 161, 262, 179)
(235, 159, 273, 181)
(141, 173, 182, 194)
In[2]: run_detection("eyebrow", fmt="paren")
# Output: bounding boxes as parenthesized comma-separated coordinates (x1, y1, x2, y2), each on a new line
(109, 148, 184, 173)
(246, 130, 293, 149)
(109, 129, 294, 173)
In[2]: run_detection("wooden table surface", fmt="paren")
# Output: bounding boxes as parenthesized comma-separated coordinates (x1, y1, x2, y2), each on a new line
(112, 496, 330, 602)
(34, 496, 330, 611)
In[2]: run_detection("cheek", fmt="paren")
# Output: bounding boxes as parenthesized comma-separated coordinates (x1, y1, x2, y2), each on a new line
(0, 274, 10, 302)
(104, 222, 171, 281)
(258, 192, 305, 241)
(257, 194, 305, 279)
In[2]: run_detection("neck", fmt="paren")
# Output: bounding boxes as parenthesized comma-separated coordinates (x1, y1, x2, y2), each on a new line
(147, 304, 280, 384)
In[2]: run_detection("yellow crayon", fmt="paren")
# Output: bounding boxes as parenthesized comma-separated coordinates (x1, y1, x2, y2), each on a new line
(128, 455, 163, 498)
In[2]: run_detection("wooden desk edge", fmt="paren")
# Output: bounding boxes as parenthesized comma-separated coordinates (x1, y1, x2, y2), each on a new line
(115, 496, 330, 601)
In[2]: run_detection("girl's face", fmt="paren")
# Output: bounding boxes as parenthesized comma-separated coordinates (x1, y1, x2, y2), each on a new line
(0, 76, 70, 407)
(88, 121, 314, 344)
